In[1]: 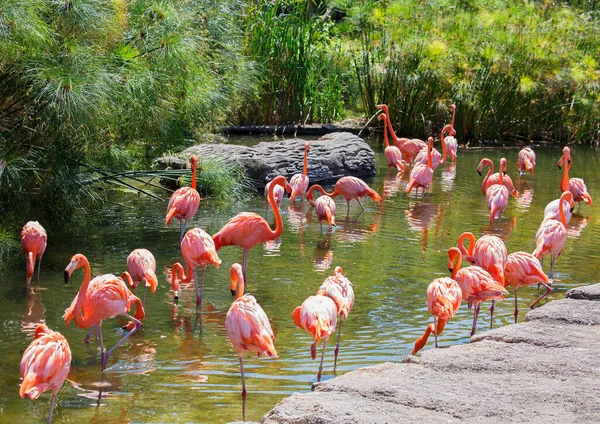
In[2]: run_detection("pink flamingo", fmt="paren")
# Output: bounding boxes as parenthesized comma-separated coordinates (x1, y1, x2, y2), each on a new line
(477, 158, 519, 198)
(264, 178, 286, 212)
(170, 228, 221, 308)
(504, 252, 551, 322)
(166, 155, 200, 242)
(448, 247, 507, 336)
(378, 113, 404, 172)
(225, 264, 277, 421)
(517, 147, 536, 174)
(457, 232, 507, 328)
(20, 324, 71, 424)
(443, 104, 458, 161)
(120, 248, 158, 305)
(411, 277, 462, 355)
(316, 266, 354, 371)
(307, 185, 337, 233)
(63, 254, 145, 370)
(485, 160, 510, 228)
(558, 146, 592, 210)
(306, 176, 382, 216)
(289, 142, 312, 202)
(376, 104, 427, 163)
(405, 137, 434, 196)
(21, 221, 47, 284)
(414, 125, 455, 169)
(533, 191, 573, 278)
(292, 294, 338, 382)
(543, 196, 573, 225)
(213, 175, 290, 280)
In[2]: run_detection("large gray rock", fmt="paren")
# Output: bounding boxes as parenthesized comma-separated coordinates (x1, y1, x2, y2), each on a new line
(155, 133, 375, 190)
(263, 283, 600, 423)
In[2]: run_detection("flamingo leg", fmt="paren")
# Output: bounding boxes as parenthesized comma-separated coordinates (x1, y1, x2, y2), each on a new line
(98, 322, 105, 357)
(333, 318, 343, 372)
(242, 249, 250, 284)
(47, 391, 57, 424)
(470, 304, 480, 336)
(489, 300, 495, 330)
(433, 316, 438, 348)
(530, 283, 552, 309)
(84, 326, 94, 344)
(101, 313, 141, 370)
(179, 219, 187, 244)
(320, 221, 323, 234)
(514, 288, 519, 323)
(549, 255, 555, 279)
(194, 268, 205, 309)
(317, 339, 327, 382)
(240, 357, 247, 422)
(143, 283, 147, 306)
(346, 200, 351, 217)
(357, 197, 365, 211)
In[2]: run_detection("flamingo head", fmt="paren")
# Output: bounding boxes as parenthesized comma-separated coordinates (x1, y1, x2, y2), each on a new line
(375, 104, 389, 115)
(560, 191, 575, 210)
(64, 253, 87, 284)
(477, 158, 491, 176)
(378, 113, 387, 124)
(427, 137, 434, 152)
(447, 247, 462, 273)
(500, 158, 508, 175)
(333, 266, 344, 277)
(230, 263, 244, 297)
(304, 141, 311, 151)
(450, 104, 456, 112)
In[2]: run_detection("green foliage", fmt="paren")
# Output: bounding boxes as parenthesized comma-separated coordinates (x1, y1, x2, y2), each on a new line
(350, 0, 600, 143)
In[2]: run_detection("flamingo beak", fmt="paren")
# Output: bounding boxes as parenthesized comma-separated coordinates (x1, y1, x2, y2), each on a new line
(570, 207, 574, 213)
(64, 261, 77, 284)
(231, 289, 236, 297)
(558, 164, 561, 170)
(448, 267, 453, 272)
(477, 170, 482, 176)
(503, 172, 507, 176)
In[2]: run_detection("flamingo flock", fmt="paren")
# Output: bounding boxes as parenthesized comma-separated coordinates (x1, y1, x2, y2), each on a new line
(14, 102, 595, 422)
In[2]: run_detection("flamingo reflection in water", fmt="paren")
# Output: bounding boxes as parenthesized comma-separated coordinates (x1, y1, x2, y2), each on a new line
(21, 285, 46, 337)
(287, 203, 308, 257)
(567, 215, 591, 239)
(515, 175, 534, 210)
(313, 233, 334, 272)
(405, 200, 440, 253)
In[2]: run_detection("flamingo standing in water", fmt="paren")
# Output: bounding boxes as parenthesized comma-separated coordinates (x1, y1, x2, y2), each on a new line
(543, 195, 573, 225)
(21, 221, 47, 284)
(120, 249, 158, 305)
(264, 179, 286, 213)
(477, 158, 519, 198)
(447, 247, 507, 336)
(414, 125, 455, 169)
(166, 155, 200, 242)
(63, 254, 145, 370)
(306, 176, 381, 217)
(213, 175, 290, 281)
(558, 146, 592, 210)
(316, 266, 354, 371)
(485, 159, 510, 228)
(504, 252, 551, 322)
(457, 232, 507, 328)
(533, 191, 573, 278)
(20, 324, 71, 424)
(376, 104, 426, 163)
(517, 148, 536, 175)
(443, 104, 458, 161)
(293, 294, 338, 382)
(170, 228, 221, 308)
(378, 113, 404, 172)
(406, 137, 434, 196)
(307, 185, 336, 233)
(412, 277, 462, 355)
(225, 264, 277, 421)
(289, 142, 312, 202)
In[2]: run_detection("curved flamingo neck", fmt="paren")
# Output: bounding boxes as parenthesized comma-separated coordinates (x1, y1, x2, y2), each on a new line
(498, 160, 504, 186)
(303, 146, 309, 176)
(450, 104, 456, 128)
(231, 266, 245, 299)
(191, 158, 197, 190)
(481, 159, 493, 187)
(307, 184, 334, 205)
(560, 156, 570, 192)
(457, 232, 475, 257)
(121, 271, 134, 287)
(385, 113, 400, 144)
(382, 117, 390, 148)
(74, 257, 92, 328)
(450, 250, 462, 278)
(440, 124, 452, 164)
(558, 196, 567, 226)
(427, 138, 433, 169)
(267, 176, 287, 239)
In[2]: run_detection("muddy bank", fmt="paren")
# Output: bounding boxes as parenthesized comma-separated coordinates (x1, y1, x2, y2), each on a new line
(263, 283, 600, 423)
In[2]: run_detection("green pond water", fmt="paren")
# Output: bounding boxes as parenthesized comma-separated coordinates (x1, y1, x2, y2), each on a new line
(1, 137, 599, 423)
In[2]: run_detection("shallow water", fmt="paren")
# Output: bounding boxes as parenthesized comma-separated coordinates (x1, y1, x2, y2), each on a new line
(1, 138, 599, 423)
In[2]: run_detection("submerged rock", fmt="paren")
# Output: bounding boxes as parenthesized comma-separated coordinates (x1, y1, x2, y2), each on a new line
(154, 132, 375, 190)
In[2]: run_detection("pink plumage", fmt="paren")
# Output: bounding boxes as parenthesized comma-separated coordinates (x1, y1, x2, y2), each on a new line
(21, 221, 47, 284)
(505, 251, 551, 322)
(517, 147, 536, 174)
(317, 266, 354, 319)
(289, 142, 311, 202)
(306, 176, 381, 216)
(375, 104, 426, 163)
(292, 294, 337, 344)
(20, 324, 71, 423)
(165, 156, 200, 227)
(265, 180, 285, 210)
(314, 195, 336, 232)
(543, 197, 572, 225)
(477, 158, 519, 198)
(559, 146, 592, 207)
(444, 135, 458, 161)
(406, 137, 435, 195)
(486, 183, 509, 225)
(122, 248, 158, 294)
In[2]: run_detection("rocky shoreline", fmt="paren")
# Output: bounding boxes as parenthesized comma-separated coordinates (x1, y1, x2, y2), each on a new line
(261, 283, 600, 423)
